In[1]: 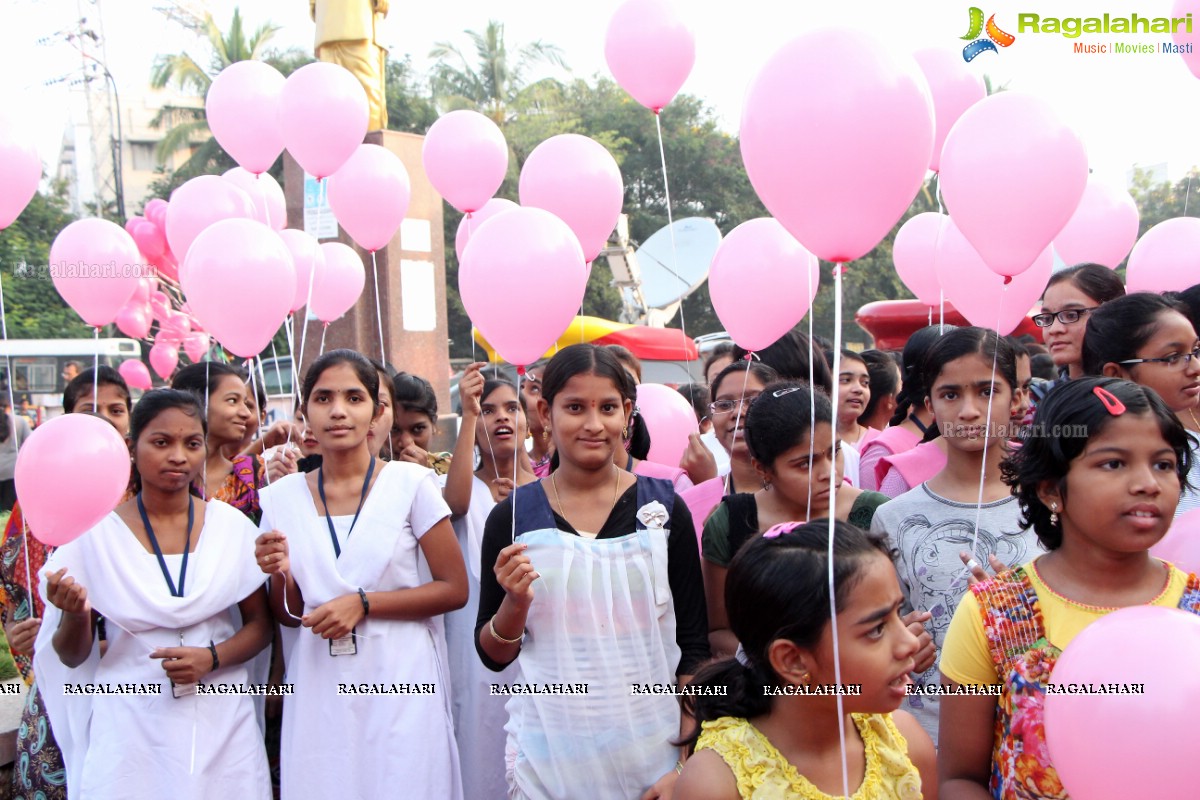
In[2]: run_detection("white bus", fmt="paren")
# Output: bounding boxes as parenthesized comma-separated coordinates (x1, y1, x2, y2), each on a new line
(0, 338, 143, 422)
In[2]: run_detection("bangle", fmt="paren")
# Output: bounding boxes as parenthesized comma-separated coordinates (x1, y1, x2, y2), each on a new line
(675, 760, 684, 775)
(208, 641, 219, 672)
(357, 588, 370, 618)
(488, 616, 524, 645)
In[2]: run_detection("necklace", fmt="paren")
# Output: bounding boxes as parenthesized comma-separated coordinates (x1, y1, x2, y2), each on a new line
(550, 464, 621, 532)
(1189, 407, 1200, 432)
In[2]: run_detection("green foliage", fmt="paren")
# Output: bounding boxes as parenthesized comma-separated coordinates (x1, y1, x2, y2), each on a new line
(386, 57, 439, 134)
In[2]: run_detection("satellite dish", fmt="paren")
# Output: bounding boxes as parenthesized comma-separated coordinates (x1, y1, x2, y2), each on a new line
(635, 217, 721, 309)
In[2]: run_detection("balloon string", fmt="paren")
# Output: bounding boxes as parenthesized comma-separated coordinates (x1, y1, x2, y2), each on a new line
(370, 251, 386, 363)
(934, 175, 946, 333)
(0, 275, 30, 606)
(200, 358, 209, 500)
(1186, 174, 1194, 217)
(654, 112, 695, 382)
(466, 213, 479, 366)
(248, 357, 268, 487)
(319, 324, 328, 356)
(968, 286, 1007, 571)
(283, 315, 298, 450)
(93, 328, 100, 402)
(295, 178, 326, 410)
(828, 264, 851, 800)
(806, 267, 815, 522)
(21, 515, 32, 619)
(511, 369, 522, 544)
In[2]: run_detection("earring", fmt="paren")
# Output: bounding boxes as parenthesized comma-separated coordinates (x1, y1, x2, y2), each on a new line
(799, 672, 812, 686)
(543, 429, 551, 441)
(1050, 502, 1059, 526)
(622, 425, 628, 439)
(762, 478, 772, 491)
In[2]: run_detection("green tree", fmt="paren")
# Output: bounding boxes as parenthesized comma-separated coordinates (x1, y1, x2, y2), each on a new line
(386, 57, 439, 134)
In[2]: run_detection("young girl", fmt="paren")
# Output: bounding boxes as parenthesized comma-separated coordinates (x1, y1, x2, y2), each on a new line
(1033, 262, 1125, 386)
(36, 389, 273, 799)
(859, 326, 951, 491)
(367, 359, 395, 460)
(708, 360, 781, 496)
(1083, 292, 1200, 517)
(870, 328, 1043, 742)
(522, 361, 554, 478)
(858, 349, 901, 435)
(834, 350, 871, 488)
(939, 377, 1197, 799)
(703, 382, 892, 657)
(171, 363, 261, 521)
(676, 521, 936, 799)
(255, 349, 467, 800)
(391, 371, 453, 474)
(443, 365, 535, 798)
(475, 344, 710, 799)
(0, 366, 131, 800)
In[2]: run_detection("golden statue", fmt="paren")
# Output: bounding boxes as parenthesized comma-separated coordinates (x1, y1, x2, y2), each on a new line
(310, 0, 389, 131)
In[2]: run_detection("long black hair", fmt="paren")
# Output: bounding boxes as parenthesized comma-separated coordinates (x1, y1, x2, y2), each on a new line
(1045, 262, 1126, 306)
(128, 388, 207, 496)
(680, 520, 895, 749)
(744, 381, 833, 468)
(890, 325, 955, 427)
(392, 371, 437, 420)
(731, 329, 832, 396)
(1081, 293, 1192, 376)
(858, 350, 899, 427)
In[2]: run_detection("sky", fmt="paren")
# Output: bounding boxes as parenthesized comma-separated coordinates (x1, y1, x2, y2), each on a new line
(4, 0, 1200, 191)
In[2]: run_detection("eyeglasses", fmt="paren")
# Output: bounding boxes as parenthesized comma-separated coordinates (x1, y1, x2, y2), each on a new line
(709, 393, 761, 415)
(1118, 347, 1200, 370)
(1032, 307, 1098, 328)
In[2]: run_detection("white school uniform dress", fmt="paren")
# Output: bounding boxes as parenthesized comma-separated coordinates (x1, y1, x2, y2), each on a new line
(33, 500, 271, 800)
(438, 474, 519, 800)
(260, 461, 462, 800)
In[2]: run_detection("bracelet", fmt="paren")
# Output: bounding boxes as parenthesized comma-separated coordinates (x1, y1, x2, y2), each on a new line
(675, 760, 684, 775)
(208, 641, 219, 672)
(488, 616, 524, 645)
(357, 588, 370, 618)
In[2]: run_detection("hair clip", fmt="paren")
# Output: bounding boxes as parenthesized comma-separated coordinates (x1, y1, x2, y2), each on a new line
(1093, 385, 1126, 415)
(763, 521, 803, 539)
(771, 386, 802, 398)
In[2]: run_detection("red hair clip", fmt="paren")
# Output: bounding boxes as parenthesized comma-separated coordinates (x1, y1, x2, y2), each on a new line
(1093, 386, 1126, 415)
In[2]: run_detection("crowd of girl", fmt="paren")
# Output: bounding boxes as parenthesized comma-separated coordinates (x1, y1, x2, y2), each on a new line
(2, 265, 1199, 799)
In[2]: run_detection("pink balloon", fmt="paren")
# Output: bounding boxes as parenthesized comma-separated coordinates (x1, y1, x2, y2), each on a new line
(150, 291, 171, 323)
(118, 359, 152, 391)
(162, 311, 192, 337)
(519, 134, 624, 263)
(206, 60, 285, 174)
(149, 341, 179, 380)
(422, 111, 508, 214)
(936, 217, 1053, 335)
(183, 332, 210, 363)
(133, 278, 153, 304)
(144, 198, 168, 230)
(709, 218, 820, 352)
(310, 242, 365, 323)
(166, 175, 256, 268)
(636, 382, 699, 468)
(1045, 605, 1200, 799)
(1055, 178, 1140, 269)
(911, 49, 986, 172)
(0, 112, 41, 230)
(893, 213, 950, 307)
(604, 0, 695, 112)
(115, 301, 152, 339)
(131, 216, 168, 260)
(327, 144, 411, 251)
(156, 252, 180, 284)
(1125, 218, 1200, 293)
(182, 219, 295, 358)
(1172, 0, 1200, 78)
(940, 93, 1088, 277)
(49, 218, 143, 327)
(222, 168, 287, 231)
(741, 30, 933, 263)
(1151, 508, 1200, 574)
(280, 62, 369, 179)
(456, 198, 518, 263)
(278, 229, 325, 312)
(460, 207, 586, 365)
(15, 414, 131, 546)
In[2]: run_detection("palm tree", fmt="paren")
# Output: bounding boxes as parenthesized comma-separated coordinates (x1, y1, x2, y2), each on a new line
(429, 20, 568, 128)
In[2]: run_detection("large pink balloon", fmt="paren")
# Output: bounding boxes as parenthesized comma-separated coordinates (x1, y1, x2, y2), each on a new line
(1054, 178, 1140, 269)
(604, 0, 695, 112)
(460, 207, 586, 366)
(166, 175, 255, 269)
(15, 414, 131, 546)
(709, 218, 820, 352)
(115, 300, 152, 339)
(740, 29, 933, 263)
(182, 219, 295, 358)
(940, 93, 1089, 278)
(327, 144, 411, 251)
(206, 60, 285, 174)
(1045, 605, 1200, 799)
(49, 219, 143, 327)
(519, 134, 624, 263)
(280, 62, 369, 179)
(911, 49, 986, 172)
(310, 243, 366, 323)
(149, 341, 179, 380)
(1151, 508, 1200, 575)
(183, 332, 210, 363)
(1172, 0, 1200, 78)
(0, 113, 41, 230)
(278, 229, 325, 312)
(1125, 218, 1200, 293)
(222, 168, 286, 230)
(118, 359, 152, 391)
(637, 382, 699, 468)
(455, 198, 518, 263)
(422, 111, 508, 214)
(893, 213, 948, 307)
(936, 217, 1052, 334)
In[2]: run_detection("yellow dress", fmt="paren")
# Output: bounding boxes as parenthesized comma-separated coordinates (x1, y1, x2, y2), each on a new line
(695, 714, 923, 799)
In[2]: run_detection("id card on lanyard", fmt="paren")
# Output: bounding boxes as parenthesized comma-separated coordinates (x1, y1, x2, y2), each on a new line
(138, 494, 197, 696)
(317, 458, 375, 657)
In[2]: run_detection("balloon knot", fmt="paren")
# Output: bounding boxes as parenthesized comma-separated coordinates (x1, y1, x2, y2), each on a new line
(743, 353, 753, 361)
(1003, 275, 1013, 285)
(517, 366, 526, 376)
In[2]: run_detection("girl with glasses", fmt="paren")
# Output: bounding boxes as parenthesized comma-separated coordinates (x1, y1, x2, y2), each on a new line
(707, 361, 781, 496)
(1033, 263, 1125, 385)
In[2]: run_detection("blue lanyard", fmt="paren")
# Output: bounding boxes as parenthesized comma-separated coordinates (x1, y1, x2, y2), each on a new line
(136, 493, 195, 598)
(317, 458, 376, 558)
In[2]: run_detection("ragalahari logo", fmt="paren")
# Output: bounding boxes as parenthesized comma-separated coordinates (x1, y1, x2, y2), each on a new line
(961, 8, 1016, 61)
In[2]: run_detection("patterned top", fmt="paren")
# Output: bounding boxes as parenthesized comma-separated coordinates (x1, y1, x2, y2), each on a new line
(969, 565, 1200, 800)
(207, 453, 264, 524)
(696, 714, 922, 799)
(0, 502, 49, 683)
(427, 451, 452, 476)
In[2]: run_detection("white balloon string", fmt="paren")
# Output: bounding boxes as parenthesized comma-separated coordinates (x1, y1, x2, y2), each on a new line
(828, 264, 851, 800)
(370, 250, 386, 363)
(1186, 174, 1193, 216)
(92, 327, 100, 401)
(807, 266, 815, 522)
(20, 515, 32, 620)
(511, 369, 522, 544)
(283, 314, 298, 450)
(295, 179, 325, 410)
(935, 175, 947, 333)
(968, 288, 1007, 572)
(654, 112, 696, 382)
(319, 324, 328, 356)
(200, 358, 209, 500)
(0, 267, 20, 501)
(466, 213, 479, 366)
(248, 357, 268, 487)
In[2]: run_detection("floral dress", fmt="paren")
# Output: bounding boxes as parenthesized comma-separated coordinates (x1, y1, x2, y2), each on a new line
(207, 453, 265, 524)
